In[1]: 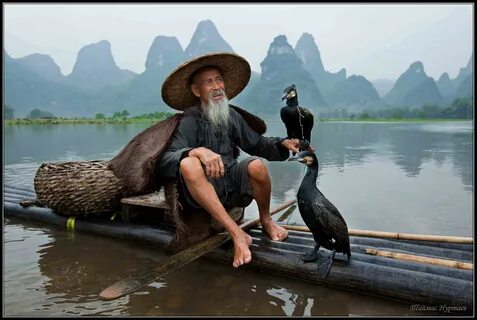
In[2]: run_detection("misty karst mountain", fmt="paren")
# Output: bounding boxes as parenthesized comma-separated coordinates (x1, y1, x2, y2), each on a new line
(437, 53, 473, 98)
(16, 53, 64, 83)
(451, 54, 473, 99)
(65, 40, 137, 93)
(325, 75, 381, 110)
(4, 19, 473, 118)
(4, 53, 95, 117)
(95, 35, 187, 114)
(437, 73, 457, 97)
(184, 19, 234, 58)
(293, 32, 381, 109)
(385, 61, 442, 107)
(294, 32, 346, 94)
(241, 35, 327, 116)
(454, 74, 472, 98)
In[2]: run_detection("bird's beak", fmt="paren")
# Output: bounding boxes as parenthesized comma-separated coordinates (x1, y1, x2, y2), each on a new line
(288, 155, 305, 163)
(281, 92, 287, 101)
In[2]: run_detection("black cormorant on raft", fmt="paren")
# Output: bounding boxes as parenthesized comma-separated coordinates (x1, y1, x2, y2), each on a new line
(289, 150, 351, 278)
(280, 84, 314, 152)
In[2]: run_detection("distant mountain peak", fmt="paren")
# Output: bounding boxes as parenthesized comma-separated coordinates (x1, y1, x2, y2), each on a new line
(437, 72, 456, 97)
(196, 19, 218, 32)
(294, 32, 347, 94)
(247, 34, 327, 110)
(466, 53, 473, 68)
(67, 40, 136, 91)
(16, 53, 64, 82)
(455, 53, 473, 82)
(296, 32, 318, 51)
(409, 61, 425, 74)
(145, 35, 184, 71)
(71, 40, 117, 74)
(439, 72, 450, 81)
(184, 19, 234, 58)
(295, 32, 324, 73)
(267, 35, 295, 56)
(386, 61, 442, 106)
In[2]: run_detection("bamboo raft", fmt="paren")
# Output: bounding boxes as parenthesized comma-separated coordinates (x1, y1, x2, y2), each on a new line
(4, 184, 473, 310)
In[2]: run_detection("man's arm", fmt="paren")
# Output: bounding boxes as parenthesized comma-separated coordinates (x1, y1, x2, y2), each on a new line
(229, 108, 299, 160)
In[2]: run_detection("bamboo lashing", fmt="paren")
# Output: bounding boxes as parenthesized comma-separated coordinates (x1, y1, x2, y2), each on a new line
(280, 225, 473, 244)
(365, 248, 473, 270)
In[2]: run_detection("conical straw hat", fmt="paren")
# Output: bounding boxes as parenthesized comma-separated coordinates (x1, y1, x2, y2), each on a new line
(161, 52, 251, 110)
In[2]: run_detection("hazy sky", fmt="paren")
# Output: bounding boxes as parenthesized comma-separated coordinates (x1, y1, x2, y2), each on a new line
(4, 3, 473, 81)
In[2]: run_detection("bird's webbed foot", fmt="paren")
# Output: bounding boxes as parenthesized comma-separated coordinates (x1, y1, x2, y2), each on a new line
(344, 253, 352, 266)
(302, 244, 320, 262)
(316, 249, 336, 279)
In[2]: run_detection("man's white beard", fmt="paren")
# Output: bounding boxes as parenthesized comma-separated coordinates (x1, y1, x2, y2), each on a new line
(204, 89, 230, 131)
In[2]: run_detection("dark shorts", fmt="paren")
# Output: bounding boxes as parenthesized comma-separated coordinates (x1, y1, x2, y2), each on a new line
(179, 156, 260, 210)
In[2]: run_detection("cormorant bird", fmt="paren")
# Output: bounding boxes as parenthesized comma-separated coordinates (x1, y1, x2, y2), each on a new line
(280, 84, 314, 152)
(288, 151, 351, 278)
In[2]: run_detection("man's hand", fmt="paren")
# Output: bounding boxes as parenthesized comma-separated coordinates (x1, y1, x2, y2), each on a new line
(281, 139, 315, 153)
(189, 147, 225, 178)
(281, 139, 301, 154)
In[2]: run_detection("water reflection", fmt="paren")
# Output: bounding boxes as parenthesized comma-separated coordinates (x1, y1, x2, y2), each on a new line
(4, 214, 456, 316)
(4, 121, 473, 236)
(5, 121, 473, 316)
(5, 121, 473, 191)
(4, 218, 167, 316)
(37, 234, 161, 302)
(387, 123, 473, 183)
(4, 123, 151, 164)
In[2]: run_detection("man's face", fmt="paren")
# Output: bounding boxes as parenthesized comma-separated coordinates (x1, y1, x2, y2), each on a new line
(191, 68, 226, 105)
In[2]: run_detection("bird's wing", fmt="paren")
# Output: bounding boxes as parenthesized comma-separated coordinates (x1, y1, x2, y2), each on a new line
(280, 107, 287, 123)
(299, 107, 314, 138)
(280, 107, 296, 138)
(299, 106, 313, 117)
(313, 196, 350, 246)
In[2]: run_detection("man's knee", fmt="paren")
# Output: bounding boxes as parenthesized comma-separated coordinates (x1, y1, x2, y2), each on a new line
(180, 156, 204, 181)
(247, 159, 269, 180)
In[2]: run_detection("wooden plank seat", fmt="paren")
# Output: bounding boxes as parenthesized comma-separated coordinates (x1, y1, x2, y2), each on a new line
(121, 189, 170, 209)
(120, 188, 244, 229)
(120, 188, 170, 222)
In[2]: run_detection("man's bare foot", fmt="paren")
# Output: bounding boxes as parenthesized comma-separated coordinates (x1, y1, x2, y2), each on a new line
(261, 220, 288, 241)
(232, 231, 253, 268)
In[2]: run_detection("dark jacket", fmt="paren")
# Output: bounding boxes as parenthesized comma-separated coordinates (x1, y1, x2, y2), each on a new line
(158, 104, 289, 180)
(108, 104, 287, 253)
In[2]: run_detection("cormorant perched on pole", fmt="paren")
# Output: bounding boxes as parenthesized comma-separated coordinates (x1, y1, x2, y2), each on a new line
(280, 84, 314, 152)
(288, 151, 351, 278)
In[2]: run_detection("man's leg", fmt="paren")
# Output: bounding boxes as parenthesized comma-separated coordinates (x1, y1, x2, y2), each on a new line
(179, 156, 252, 268)
(247, 159, 288, 241)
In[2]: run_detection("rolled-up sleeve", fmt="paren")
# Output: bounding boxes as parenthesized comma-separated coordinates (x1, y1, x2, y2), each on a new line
(230, 109, 289, 161)
(157, 117, 196, 178)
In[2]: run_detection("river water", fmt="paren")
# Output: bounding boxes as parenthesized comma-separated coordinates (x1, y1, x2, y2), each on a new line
(3, 120, 473, 316)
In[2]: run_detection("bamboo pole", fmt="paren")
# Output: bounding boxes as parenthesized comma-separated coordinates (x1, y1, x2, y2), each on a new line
(279, 225, 473, 244)
(365, 248, 473, 270)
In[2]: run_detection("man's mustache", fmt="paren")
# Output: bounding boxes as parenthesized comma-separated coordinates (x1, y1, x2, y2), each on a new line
(210, 89, 225, 98)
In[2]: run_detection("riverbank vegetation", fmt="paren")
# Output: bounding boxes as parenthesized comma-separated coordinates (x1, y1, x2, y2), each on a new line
(319, 97, 473, 121)
(4, 97, 472, 125)
(5, 109, 175, 125)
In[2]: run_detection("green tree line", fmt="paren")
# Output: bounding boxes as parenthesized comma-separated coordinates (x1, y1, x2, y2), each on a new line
(4, 106, 174, 121)
(320, 97, 473, 120)
(5, 97, 473, 122)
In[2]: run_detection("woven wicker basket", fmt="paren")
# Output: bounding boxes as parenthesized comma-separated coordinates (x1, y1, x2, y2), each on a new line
(34, 160, 130, 216)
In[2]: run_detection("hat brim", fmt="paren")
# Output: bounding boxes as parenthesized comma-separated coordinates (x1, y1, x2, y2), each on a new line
(161, 52, 251, 110)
